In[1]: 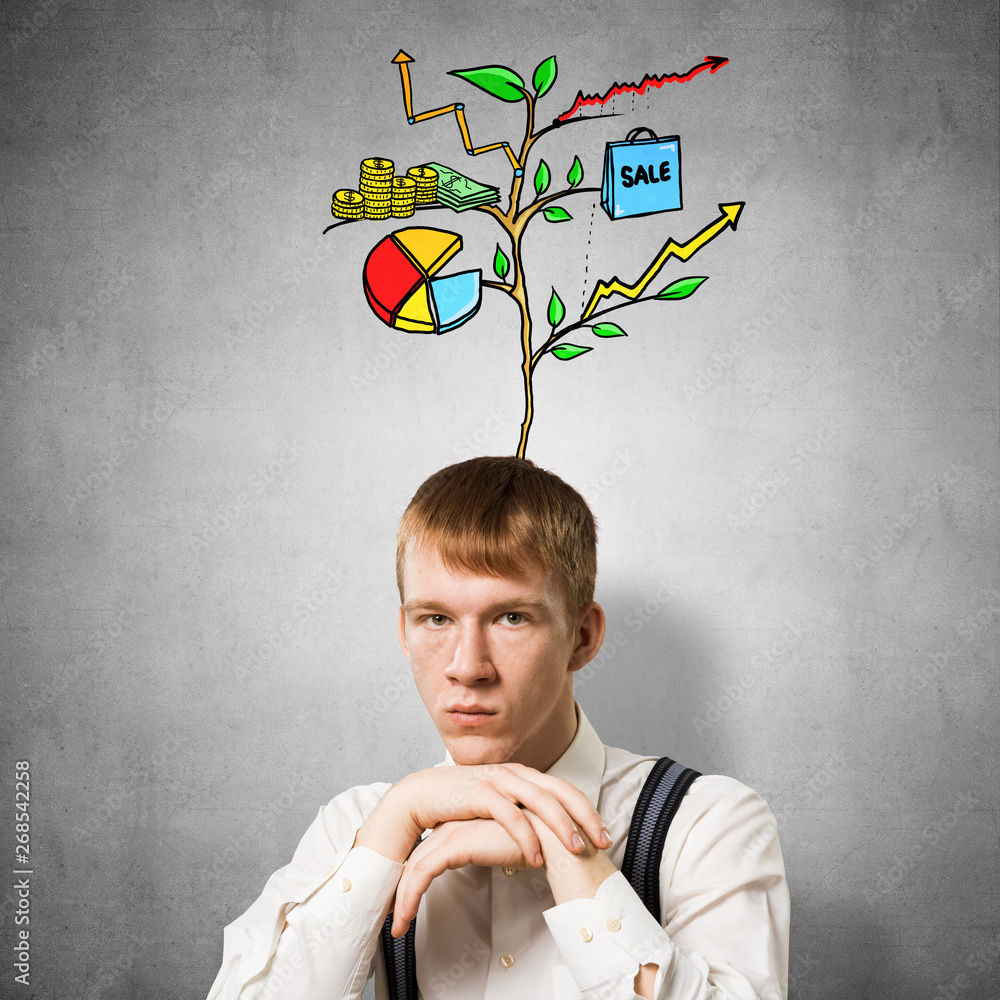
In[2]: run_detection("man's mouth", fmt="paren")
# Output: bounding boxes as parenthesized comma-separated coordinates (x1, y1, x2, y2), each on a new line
(446, 707, 497, 726)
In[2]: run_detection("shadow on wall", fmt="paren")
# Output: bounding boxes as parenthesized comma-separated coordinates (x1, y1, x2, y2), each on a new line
(575, 583, 737, 773)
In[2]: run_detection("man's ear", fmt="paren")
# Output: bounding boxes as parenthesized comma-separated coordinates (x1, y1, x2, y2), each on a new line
(568, 602, 606, 673)
(397, 605, 410, 660)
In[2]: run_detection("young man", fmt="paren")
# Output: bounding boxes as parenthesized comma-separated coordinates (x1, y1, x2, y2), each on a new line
(207, 456, 789, 1000)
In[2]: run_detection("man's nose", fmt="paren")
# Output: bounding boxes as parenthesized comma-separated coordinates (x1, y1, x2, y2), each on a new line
(445, 624, 496, 684)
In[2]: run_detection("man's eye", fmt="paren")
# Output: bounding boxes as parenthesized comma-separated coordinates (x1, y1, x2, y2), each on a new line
(503, 613, 525, 626)
(428, 614, 449, 627)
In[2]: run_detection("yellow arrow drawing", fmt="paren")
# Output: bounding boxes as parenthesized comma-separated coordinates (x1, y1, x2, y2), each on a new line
(581, 203, 745, 320)
(393, 50, 522, 172)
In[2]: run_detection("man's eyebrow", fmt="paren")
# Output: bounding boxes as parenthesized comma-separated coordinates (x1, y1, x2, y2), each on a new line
(401, 597, 554, 615)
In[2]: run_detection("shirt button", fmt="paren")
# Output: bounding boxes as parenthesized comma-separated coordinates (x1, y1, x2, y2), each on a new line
(606, 918, 621, 933)
(579, 927, 593, 942)
(339, 878, 352, 892)
(499, 954, 515, 969)
(501, 866, 516, 877)
(322, 866, 335, 879)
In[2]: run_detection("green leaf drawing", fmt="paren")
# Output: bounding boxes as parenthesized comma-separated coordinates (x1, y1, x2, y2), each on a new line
(542, 205, 573, 223)
(655, 275, 709, 299)
(552, 344, 592, 360)
(534, 159, 551, 196)
(448, 65, 526, 102)
(592, 323, 627, 338)
(567, 155, 584, 189)
(532, 56, 557, 98)
(547, 287, 565, 328)
(493, 244, 510, 281)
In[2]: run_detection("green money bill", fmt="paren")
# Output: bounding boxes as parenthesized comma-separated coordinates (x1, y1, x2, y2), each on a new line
(420, 162, 500, 211)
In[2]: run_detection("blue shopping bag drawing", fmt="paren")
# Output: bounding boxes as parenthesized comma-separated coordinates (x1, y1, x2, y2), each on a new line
(601, 128, 682, 221)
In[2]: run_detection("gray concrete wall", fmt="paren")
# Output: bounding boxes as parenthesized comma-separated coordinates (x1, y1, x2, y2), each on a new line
(1, 1, 997, 997)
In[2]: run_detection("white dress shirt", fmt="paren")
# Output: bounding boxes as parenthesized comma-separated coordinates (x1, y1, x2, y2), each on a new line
(207, 706, 789, 999)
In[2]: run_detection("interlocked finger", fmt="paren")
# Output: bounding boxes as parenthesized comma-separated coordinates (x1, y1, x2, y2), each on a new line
(485, 764, 611, 853)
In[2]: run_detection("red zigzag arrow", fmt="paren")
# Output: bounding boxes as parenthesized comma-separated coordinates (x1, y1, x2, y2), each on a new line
(556, 56, 729, 121)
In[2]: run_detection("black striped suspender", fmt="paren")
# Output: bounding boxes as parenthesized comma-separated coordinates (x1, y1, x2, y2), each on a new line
(380, 756, 700, 998)
(380, 908, 418, 1000)
(620, 757, 702, 920)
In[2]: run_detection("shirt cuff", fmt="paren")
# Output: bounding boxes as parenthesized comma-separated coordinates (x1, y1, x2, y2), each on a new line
(287, 846, 404, 940)
(543, 871, 673, 993)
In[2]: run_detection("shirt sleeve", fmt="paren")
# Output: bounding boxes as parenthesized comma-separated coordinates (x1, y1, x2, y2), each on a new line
(543, 776, 789, 1000)
(205, 783, 403, 1000)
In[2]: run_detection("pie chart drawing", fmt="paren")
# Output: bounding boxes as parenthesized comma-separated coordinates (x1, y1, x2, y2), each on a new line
(363, 227, 482, 335)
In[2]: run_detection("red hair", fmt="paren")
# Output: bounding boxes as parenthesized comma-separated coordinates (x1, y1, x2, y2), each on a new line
(396, 456, 598, 617)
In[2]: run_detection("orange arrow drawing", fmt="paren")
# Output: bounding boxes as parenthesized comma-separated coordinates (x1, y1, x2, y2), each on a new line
(392, 50, 522, 172)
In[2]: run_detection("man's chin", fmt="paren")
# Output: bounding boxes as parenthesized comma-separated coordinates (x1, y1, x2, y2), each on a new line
(442, 732, 517, 766)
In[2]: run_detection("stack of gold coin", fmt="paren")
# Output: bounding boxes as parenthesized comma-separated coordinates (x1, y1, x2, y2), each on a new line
(331, 188, 365, 220)
(390, 176, 417, 218)
(360, 157, 394, 220)
(406, 165, 438, 205)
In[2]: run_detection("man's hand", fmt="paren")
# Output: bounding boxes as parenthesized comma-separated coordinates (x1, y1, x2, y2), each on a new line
(524, 813, 658, 999)
(524, 808, 618, 905)
(390, 819, 528, 936)
(356, 762, 611, 870)
(390, 810, 620, 939)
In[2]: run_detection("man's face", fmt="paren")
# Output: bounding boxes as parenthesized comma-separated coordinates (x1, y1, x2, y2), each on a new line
(398, 544, 602, 771)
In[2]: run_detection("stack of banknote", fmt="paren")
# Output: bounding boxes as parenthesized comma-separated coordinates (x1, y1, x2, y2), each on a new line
(419, 163, 500, 212)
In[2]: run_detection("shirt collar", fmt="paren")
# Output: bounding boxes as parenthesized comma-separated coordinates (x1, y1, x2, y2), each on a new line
(438, 702, 606, 809)
(545, 702, 606, 809)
